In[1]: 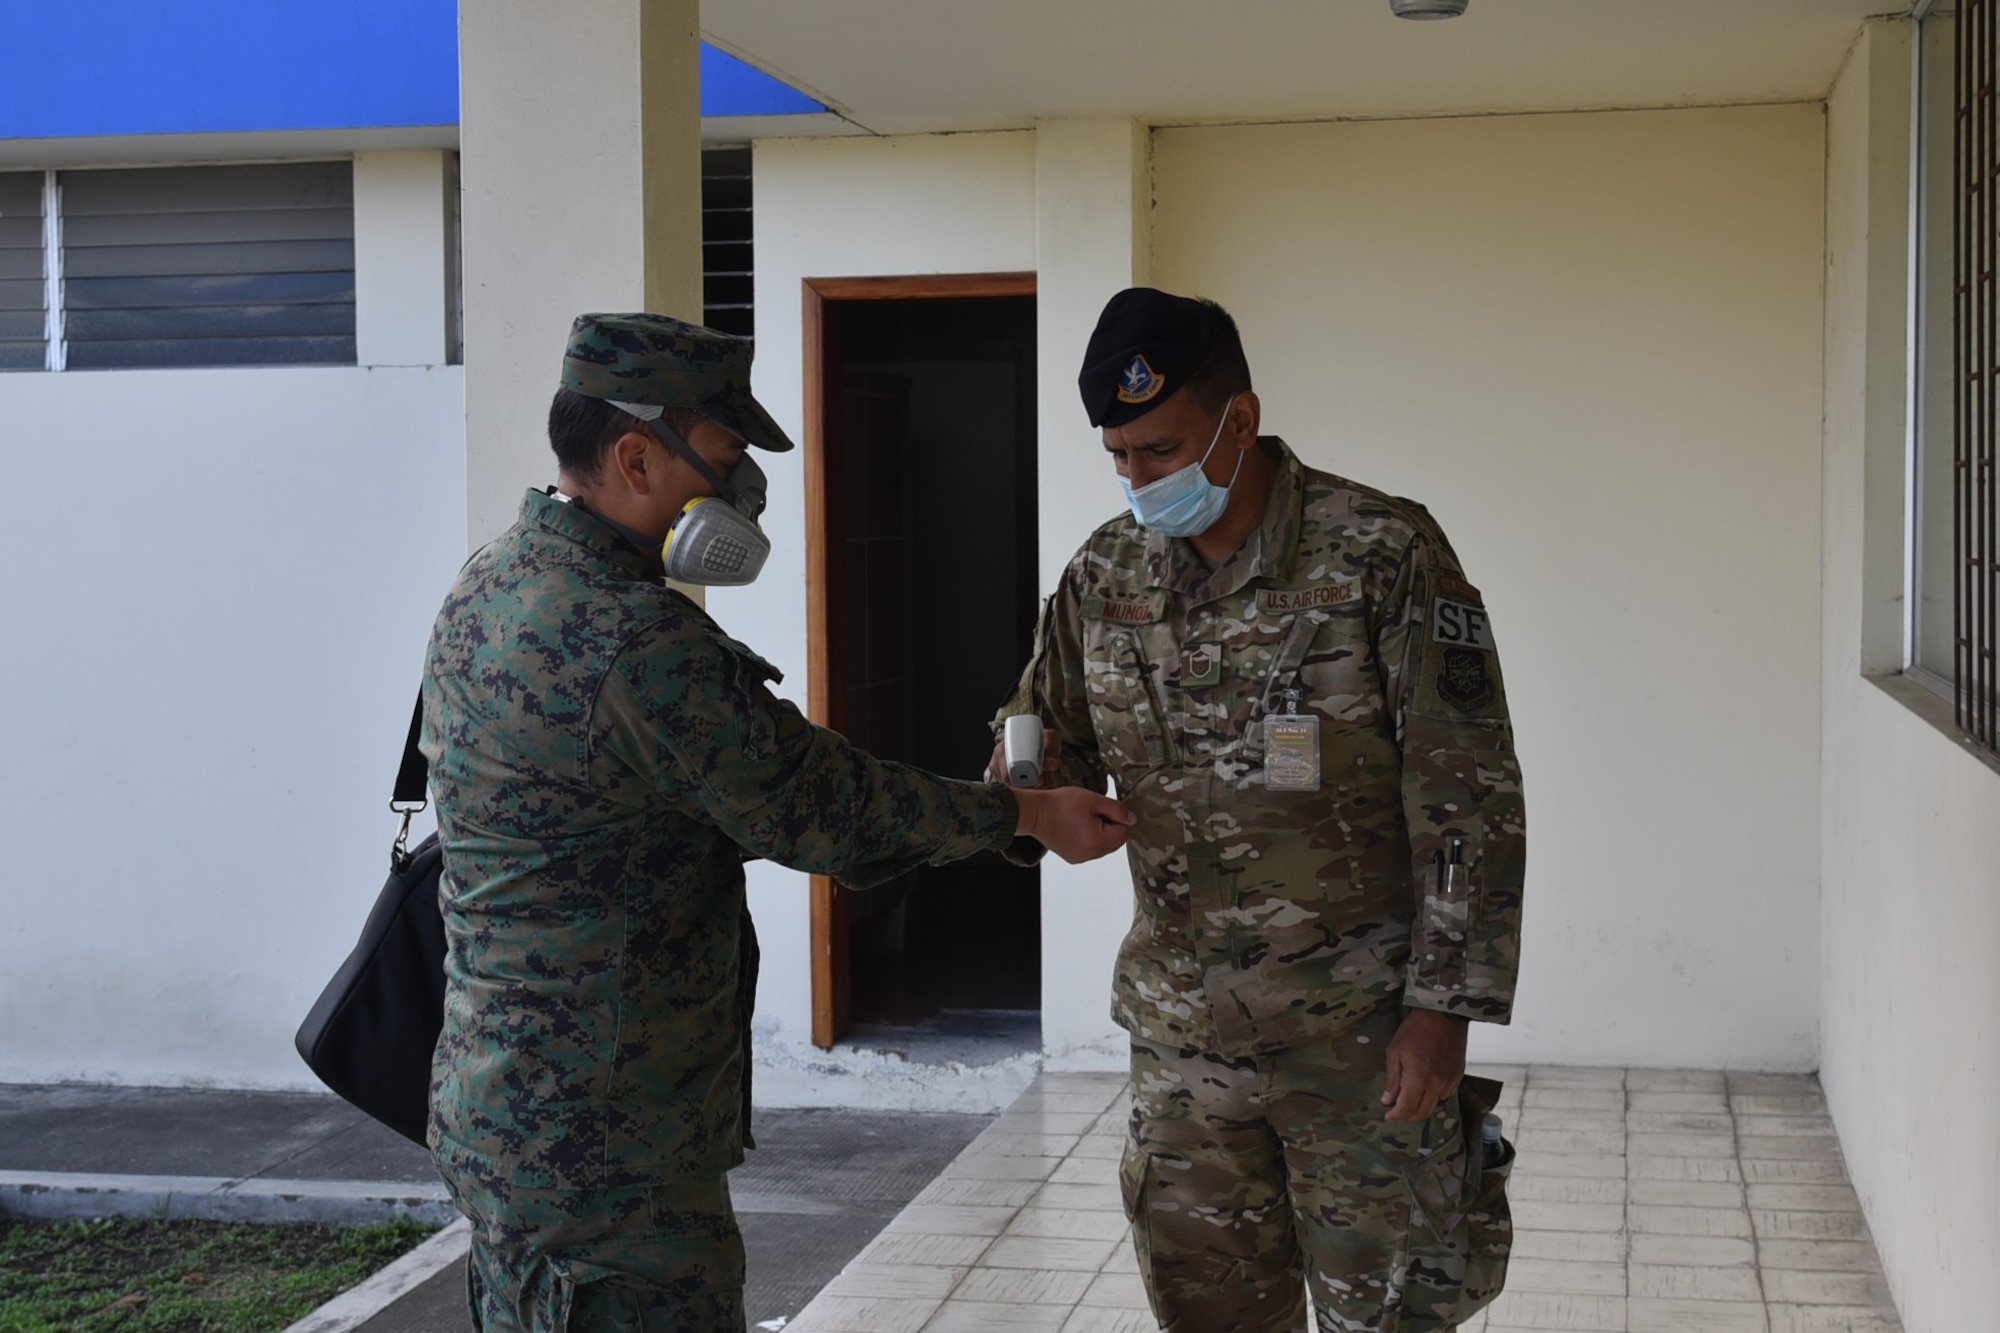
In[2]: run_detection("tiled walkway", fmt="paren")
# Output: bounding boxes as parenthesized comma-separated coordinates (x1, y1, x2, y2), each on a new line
(782, 1067, 1902, 1333)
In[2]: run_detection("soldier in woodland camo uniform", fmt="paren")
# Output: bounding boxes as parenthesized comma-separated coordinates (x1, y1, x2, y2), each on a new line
(996, 289, 1526, 1332)
(422, 313, 1129, 1332)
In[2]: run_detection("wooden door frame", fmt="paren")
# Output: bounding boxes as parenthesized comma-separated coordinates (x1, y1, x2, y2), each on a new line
(802, 271, 1037, 1050)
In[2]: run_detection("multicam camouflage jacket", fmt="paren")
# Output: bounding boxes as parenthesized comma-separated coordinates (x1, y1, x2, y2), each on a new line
(421, 489, 1018, 1192)
(998, 439, 1526, 1057)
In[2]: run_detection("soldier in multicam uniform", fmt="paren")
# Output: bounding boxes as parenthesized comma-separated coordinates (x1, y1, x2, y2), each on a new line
(421, 312, 1134, 1332)
(994, 289, 1527, 1332)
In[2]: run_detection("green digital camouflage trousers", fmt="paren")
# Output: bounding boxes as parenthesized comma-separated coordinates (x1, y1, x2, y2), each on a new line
(1122, 1005, 1512, 1332)
(443, 1172, 745, 1332)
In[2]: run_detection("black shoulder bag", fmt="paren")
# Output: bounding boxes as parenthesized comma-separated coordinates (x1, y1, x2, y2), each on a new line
(294, 698, 446, 1147)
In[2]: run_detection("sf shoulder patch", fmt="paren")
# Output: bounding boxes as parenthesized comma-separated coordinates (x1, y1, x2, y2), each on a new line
(1115, 354, 1165, 405)
(1432, 596, 1493, 650)
(1431, 575, 1492, 651)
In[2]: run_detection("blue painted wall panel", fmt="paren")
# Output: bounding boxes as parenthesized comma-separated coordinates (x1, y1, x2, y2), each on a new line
(0, 0, 460, 139)
(0, 2, 822, 141)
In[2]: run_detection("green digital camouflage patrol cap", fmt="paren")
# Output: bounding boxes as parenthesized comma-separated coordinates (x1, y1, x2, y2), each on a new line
(561, 312, 795, 452)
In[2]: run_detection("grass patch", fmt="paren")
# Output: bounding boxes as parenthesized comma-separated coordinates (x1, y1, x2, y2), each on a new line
(0, 1215, 438, 1332)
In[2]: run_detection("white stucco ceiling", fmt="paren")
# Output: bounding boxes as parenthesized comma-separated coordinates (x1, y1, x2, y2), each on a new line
(703, 0, 1908, 136)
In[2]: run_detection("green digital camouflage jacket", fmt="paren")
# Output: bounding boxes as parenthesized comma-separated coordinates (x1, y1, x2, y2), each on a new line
(421, 489, 1018, 1193)
(998, 440, 1526, 1057)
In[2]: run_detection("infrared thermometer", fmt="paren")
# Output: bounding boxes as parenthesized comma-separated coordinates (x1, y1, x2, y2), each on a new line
(1003, 715, 1046, 788)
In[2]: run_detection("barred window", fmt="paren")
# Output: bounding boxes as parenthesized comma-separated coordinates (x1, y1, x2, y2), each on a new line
(1918, 3, 2000, 753)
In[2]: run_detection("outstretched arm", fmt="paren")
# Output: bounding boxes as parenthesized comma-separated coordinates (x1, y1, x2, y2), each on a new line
(601, 621, 1128, 887)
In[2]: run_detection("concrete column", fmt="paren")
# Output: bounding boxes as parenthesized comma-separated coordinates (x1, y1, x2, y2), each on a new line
(1034, 119, 1153, 581)
(641, 9, 704, 321)
(459, 0, 703, 548)
(352, 150, 450, 368)
(1032, 117, 1152, 1069)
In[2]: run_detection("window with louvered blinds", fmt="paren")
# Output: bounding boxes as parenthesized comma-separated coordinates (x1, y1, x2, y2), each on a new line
(702, 147, 752, 341)
(0, 172, 46, 371)
(59, 161, 356, 369)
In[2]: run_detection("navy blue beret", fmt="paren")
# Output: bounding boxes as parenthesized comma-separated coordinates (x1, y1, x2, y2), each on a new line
(1077, 287, 1217, 428)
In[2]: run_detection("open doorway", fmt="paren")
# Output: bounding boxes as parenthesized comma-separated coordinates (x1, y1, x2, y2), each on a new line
(803, 274, 1039, 1051)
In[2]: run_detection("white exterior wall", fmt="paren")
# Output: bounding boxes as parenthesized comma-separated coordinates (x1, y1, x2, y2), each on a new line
(1820, 22, 2000, 1333)
(0, 156, 466, 1087)
(1151, 105, 1828, 1072)
(737, 132, 1043, 1105)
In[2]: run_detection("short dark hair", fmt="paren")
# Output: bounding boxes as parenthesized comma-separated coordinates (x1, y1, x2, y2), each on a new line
(1182, 299, 1252, 415)
(546, 388, 706, 484)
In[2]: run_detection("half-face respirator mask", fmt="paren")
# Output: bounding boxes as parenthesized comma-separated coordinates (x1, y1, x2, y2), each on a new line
(654, 424, 771, 587)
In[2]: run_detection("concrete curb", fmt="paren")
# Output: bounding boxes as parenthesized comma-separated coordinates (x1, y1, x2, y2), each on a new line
(283, 1217, 472, 1333)
(0, 1170, 460, 1227)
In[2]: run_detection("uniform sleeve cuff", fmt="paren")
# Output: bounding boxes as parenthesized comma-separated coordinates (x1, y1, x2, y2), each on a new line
(1000, 835, 1048, 867)
(1403, 981, 1512, 1025)
(983, 784, 1022, 854)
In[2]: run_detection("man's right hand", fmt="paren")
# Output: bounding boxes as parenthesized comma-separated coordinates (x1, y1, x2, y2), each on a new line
(1014, 786, 1135, 864)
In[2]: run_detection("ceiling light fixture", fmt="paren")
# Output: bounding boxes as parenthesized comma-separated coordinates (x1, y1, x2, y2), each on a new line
(1391, 0, 1469, 18)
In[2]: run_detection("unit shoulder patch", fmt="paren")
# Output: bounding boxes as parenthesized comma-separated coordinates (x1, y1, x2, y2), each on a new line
(1435, 645, 1495, 712)
(1256, 576, 1362, 615)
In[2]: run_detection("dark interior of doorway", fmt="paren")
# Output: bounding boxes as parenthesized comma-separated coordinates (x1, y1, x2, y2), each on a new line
(827, 294, 1040, 1036)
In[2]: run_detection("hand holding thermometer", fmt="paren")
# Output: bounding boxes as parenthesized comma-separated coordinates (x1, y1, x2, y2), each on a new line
(1003, 715, 1046, 788)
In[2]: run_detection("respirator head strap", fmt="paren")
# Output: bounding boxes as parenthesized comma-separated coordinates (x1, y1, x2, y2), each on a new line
(652, 419, 739, 503)
(605, 399, 742, 503)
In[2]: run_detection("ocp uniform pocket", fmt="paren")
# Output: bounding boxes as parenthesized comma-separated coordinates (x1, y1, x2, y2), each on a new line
(1118, 1139, 1146, 1221)
(1117, 1139, 1163, 1280)
(1401, 1102, 1473, 1243)
(1453, 1076, 1515, 1321)
(1384, 1077, 1516, 1329)
(1412, 846, 1477, 995)
(1084, 629, 1171, 780)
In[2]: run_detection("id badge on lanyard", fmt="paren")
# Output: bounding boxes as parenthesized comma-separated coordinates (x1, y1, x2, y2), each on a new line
(1264, 687, 1321, 792)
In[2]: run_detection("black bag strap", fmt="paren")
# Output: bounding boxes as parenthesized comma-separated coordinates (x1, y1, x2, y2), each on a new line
(393, 694, 428, 807)
(390, 693, 428, 869)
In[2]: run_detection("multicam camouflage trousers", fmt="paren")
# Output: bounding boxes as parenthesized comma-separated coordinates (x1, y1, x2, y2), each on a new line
(439, 1168, 746, 1332)
(1123, 1005, 1511, 1333)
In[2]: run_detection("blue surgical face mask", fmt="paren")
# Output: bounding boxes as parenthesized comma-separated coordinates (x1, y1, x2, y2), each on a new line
(1119, 395, 1242, 537)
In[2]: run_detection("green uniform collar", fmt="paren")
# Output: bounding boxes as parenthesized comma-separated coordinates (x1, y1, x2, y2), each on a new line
(1142, 436, 1304, 604)
(518, 487, 666, 581)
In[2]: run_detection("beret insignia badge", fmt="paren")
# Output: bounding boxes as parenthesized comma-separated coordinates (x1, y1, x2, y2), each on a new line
(1115, 354, 1165, 405)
